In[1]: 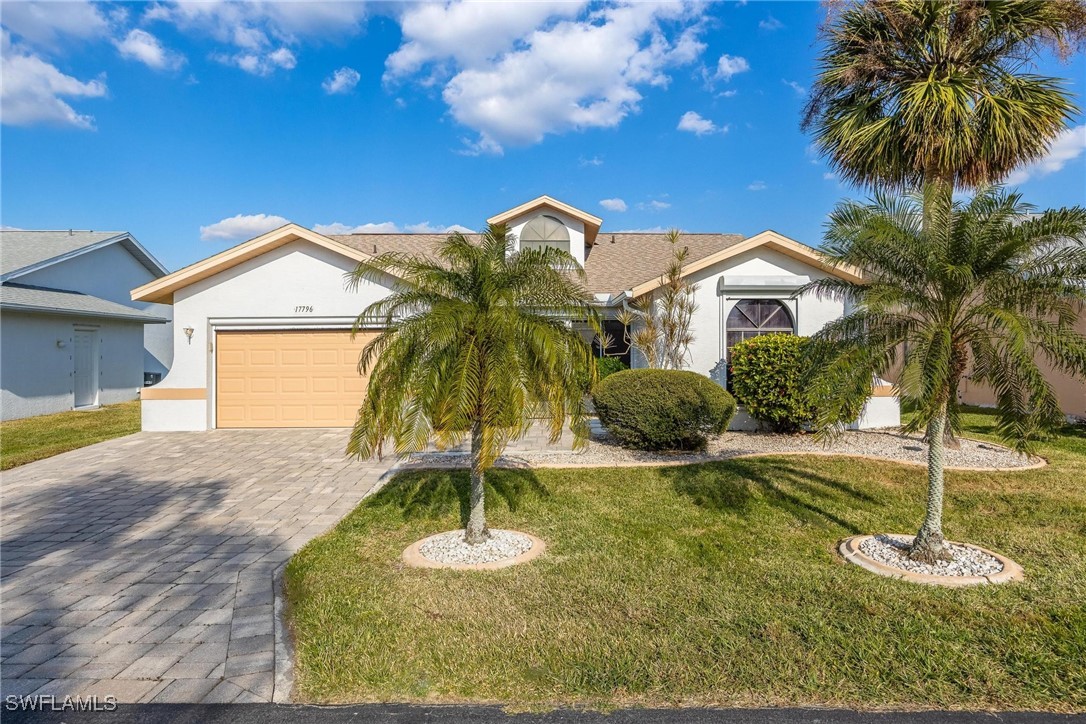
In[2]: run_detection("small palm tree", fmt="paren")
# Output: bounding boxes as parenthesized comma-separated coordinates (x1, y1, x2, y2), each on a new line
(346, 224, 598, 544)
(805, 186, 1086, 562)
(804, 0, 1085, 204)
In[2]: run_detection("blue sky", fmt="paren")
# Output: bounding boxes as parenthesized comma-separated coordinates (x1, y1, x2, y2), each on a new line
(3, 1, 1085, 272)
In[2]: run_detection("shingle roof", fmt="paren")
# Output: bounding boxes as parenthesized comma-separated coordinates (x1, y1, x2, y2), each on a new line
(0, 230, 125, 277)
(327, 232, 746, 296)
(0, 283, 167, 322)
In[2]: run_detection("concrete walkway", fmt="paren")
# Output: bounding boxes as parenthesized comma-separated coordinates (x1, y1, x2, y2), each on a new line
(1, 429, 393, 704)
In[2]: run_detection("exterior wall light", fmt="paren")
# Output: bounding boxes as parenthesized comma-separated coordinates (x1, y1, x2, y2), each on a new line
(183, 327, 195, 343)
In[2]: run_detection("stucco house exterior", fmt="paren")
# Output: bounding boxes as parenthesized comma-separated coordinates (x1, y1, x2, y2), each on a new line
(1, 230, 172, 420)
(132, 195, 898, 432)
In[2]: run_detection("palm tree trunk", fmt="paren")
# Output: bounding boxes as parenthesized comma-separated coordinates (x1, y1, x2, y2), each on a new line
(465, 421, 489, 545)
(910, 403, 951, 563)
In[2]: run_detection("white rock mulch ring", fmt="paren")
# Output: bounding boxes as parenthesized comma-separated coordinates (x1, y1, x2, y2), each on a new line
(402, 529, 546, 571)
(839, 533, 1024, 587)
(406, 428, 1044, 472)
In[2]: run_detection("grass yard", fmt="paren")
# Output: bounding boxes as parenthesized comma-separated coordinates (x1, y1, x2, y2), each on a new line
(0, 401, 141, 470)
(285, 409, 1086, 711)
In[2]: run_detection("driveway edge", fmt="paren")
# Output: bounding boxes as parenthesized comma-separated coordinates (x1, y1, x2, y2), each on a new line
(271, 461, 404, 704)
(272, 562, 294, 704)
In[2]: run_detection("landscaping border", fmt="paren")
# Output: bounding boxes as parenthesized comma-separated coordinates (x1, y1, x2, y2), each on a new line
(838, 534, 1025, 587)
(402, 530, 547, 571)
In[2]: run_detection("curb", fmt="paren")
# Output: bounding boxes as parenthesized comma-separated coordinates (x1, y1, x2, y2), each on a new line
(402, 530, 547, 571)
(838, 534, 1025, 587)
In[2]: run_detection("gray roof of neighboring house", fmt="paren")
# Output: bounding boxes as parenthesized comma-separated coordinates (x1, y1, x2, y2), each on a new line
(0, 283, 167, 322)
(328, 232, 747, 295)
(0, 230, 169, 280)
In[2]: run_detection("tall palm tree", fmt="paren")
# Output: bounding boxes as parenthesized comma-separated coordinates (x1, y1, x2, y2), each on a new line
(804, 0, 1085, 208)
(804, 186, 1086, 562)
(346, 224, 598, 544)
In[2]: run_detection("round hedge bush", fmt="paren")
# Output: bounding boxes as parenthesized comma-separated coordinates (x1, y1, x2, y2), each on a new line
(728, 333, 813, 433)
(593, 369, 736, 451)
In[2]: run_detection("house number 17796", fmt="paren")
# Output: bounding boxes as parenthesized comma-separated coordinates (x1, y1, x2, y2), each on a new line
(294, 305, 313, 313)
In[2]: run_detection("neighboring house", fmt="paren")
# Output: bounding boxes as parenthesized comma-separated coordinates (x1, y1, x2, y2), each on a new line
(132, 195, 898, 432)
(959, 309, 1086, 420)
(1, 230, 172, 421)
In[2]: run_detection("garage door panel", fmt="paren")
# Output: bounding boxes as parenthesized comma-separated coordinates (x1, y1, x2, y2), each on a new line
(216, 330, 376, 428)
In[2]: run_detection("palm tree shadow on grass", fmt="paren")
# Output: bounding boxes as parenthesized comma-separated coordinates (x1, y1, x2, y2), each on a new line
(662, 458, 880, 534)
(366, 464, 550, 528)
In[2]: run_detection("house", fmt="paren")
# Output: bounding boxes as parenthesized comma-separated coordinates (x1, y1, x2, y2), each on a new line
(132, 195, 898, 432)
(1, 230, 172, 420)
(959, 309, 1086, 420)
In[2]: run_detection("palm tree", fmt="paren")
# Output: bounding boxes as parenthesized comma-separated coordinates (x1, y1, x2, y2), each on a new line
(804, 186, 1086, 562)
(803, 0, 1085, 208)
(345, 224, 598, 544)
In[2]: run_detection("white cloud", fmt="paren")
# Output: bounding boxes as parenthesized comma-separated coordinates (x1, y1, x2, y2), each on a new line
(0, 1, 110, 50)
(599, 198, 628, 212)
(1006, 124, 1086, 185)
(714, 54, 749, 82)
(389, 2, 707, 153)
(146, 1, 367, 75)
(114, 29, 185, 71)
(719, 89, 738, 98)
(747, 181, 767, 191)
(579, 155, 604, 167)
(823, 172, 837, 181)
(638, 200, 671, 211)
(0, 33, 107, 129)
(783, 79, 806, 96)
(201, 213, 290, 242)
(404, 222, 474, 234)
(313, 221, 400, 235)
(214, 46, 295, 76)
(613, 226, 669, 233)
(384, 2, 584, 81)
(322, 66, 360, 95)
(759, 15, 784, 31)
(677, 110, 727, 136)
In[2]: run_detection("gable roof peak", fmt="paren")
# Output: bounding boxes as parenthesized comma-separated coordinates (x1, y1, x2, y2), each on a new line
(487, 195, 603, 244)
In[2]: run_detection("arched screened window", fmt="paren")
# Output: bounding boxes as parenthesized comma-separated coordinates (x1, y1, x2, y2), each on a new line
(725, 299, 794, 356)
(520, 214, 570, 254)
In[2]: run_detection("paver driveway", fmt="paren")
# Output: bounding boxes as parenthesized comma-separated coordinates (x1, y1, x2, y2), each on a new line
(1, 429, 393, 703)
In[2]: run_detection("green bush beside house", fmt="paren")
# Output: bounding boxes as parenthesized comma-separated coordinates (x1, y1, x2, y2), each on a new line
(729, 334, 815, 433)
(593, 368, 736, 451)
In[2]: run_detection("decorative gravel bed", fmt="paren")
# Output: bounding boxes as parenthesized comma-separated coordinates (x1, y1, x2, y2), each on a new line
(858, 534, 1004, 577)
(417, 529, 535, 565)
(407, 427, 1041, 471)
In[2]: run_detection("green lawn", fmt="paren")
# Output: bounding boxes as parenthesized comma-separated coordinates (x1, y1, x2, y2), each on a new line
(285, 410, 1086, 711)
(0, 401, 141, 470)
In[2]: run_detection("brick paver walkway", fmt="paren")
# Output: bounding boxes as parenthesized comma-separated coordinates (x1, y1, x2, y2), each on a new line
(1, 429, 392, 703)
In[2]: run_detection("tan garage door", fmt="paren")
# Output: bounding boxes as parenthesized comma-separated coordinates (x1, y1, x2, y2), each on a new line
(215, 330, 376, 428)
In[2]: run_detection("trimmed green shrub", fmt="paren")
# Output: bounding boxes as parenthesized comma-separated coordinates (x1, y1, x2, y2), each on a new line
(597, 356, 629, 381)
(593, 369, 736, 451)
(728, 334, 814, 433)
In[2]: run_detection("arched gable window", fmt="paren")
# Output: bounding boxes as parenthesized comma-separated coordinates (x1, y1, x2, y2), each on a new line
(725, 299, 794, 357)
(520, 214, 570, 254)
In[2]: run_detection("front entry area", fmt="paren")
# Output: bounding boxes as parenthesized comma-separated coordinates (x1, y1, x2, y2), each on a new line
(215, 329, 376, 428)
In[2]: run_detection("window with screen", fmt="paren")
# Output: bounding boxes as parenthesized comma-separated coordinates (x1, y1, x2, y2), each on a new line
(725, 299, 794, 357)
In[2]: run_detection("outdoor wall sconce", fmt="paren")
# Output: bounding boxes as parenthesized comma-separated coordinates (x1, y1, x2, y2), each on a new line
(56, 339, 66, 348)
(183, 326, 195, 343)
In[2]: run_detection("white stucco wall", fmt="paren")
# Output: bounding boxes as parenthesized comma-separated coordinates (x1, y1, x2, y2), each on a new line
(1, 311, 145, 420)
(143, 239, 397, 431)
(507, 209, 587, 266)
(19, 242, 174, 376)
(622, 245, 894, 430)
